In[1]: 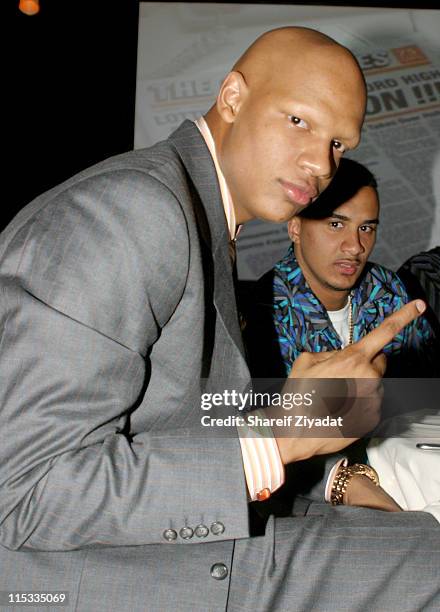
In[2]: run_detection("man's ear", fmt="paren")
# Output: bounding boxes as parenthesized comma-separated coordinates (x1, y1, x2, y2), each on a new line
(287, 217, 301, 243)
(216, 71, 248, 123)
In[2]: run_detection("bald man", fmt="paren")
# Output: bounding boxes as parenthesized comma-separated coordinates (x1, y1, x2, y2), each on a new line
(0, 27, 438, 612)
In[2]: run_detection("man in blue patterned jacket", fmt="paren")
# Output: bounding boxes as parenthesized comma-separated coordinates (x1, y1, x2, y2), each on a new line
(245, 158, 438, 379)
(243, 158, 439, 521)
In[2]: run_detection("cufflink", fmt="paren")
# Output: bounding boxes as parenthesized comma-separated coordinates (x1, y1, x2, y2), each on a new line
(256, 487, 271, 501)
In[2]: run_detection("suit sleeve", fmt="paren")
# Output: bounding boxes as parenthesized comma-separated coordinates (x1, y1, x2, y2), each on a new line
(0, 168, 249, 551)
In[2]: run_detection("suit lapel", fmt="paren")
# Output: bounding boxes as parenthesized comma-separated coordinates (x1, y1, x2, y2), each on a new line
(169, 120, 246, 360)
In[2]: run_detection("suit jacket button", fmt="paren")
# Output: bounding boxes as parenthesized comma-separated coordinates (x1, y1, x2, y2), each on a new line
(179, 526, 194, 540)
(195, 524, 209, 538)
(210, 563, 228, 580)
(163, 528, 177, 542)
(210, 521, 225, 536)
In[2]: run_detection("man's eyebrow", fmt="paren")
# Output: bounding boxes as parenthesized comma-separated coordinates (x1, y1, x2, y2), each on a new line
(328, 213, 379, 224)
(362, 218, 380, 224)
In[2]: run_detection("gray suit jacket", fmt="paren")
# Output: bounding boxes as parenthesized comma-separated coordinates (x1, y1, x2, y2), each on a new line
(0, 121, 251, 610)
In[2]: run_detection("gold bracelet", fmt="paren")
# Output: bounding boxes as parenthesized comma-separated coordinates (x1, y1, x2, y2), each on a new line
(330, 463, 380, 506)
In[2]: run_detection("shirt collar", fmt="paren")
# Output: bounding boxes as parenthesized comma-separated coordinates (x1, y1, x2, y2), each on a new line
(194, 117, 241, 241)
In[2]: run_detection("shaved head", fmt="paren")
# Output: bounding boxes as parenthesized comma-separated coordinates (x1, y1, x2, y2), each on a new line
(205, 26, 366, 225)
(232, 27, 363, 90)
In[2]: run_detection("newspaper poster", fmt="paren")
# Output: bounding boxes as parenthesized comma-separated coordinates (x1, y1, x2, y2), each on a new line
(353, 41, 440, 267)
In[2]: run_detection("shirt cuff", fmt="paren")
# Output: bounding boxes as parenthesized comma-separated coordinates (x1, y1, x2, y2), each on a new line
(325, 458, 348, 503)
(237, 409, 285, 501)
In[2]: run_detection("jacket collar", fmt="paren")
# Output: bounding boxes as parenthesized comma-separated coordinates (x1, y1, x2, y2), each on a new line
(168, 120, 229, 252)
(168, 120, 246, 360)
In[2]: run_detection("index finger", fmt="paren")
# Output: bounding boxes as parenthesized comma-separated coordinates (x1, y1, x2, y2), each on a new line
(354, 299, 426, 360)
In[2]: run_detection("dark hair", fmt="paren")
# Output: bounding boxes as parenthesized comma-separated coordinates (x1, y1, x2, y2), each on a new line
(299, 158, 378, 220)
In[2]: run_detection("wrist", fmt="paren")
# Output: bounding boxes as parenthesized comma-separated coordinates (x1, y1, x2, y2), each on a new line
(275, 436, 316, 465)
(343, 473, 374, 505)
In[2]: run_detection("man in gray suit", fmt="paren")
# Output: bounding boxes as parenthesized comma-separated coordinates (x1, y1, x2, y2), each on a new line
(0, 27, 439, 611)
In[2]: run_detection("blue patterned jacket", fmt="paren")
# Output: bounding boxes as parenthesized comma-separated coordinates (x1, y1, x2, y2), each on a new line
(269, 246, 437, 377)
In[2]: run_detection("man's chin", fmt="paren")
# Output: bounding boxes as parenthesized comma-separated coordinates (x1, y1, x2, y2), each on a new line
(327, 270, 364, 292)
(326, 279, 357, 293)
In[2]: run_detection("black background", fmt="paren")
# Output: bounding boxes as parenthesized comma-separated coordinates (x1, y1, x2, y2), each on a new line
(4, 0, 139, 230)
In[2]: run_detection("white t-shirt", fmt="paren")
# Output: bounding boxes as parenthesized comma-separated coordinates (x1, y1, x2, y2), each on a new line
(327, 300, 351, 348)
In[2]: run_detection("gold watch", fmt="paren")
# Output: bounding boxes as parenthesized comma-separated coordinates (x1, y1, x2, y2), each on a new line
(330, 463, 380, 506)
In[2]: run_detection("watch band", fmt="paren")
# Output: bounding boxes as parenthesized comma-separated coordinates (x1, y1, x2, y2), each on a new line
(330, 463, 380, 506)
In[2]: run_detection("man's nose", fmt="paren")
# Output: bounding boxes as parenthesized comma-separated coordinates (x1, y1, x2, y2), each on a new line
(342, 231, 364, 255)
(299, 142, 335, 180)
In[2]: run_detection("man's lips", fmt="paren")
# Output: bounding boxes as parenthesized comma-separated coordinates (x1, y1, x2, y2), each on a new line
(334, 260, 361, 275)
(280, 180, 317, 206)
